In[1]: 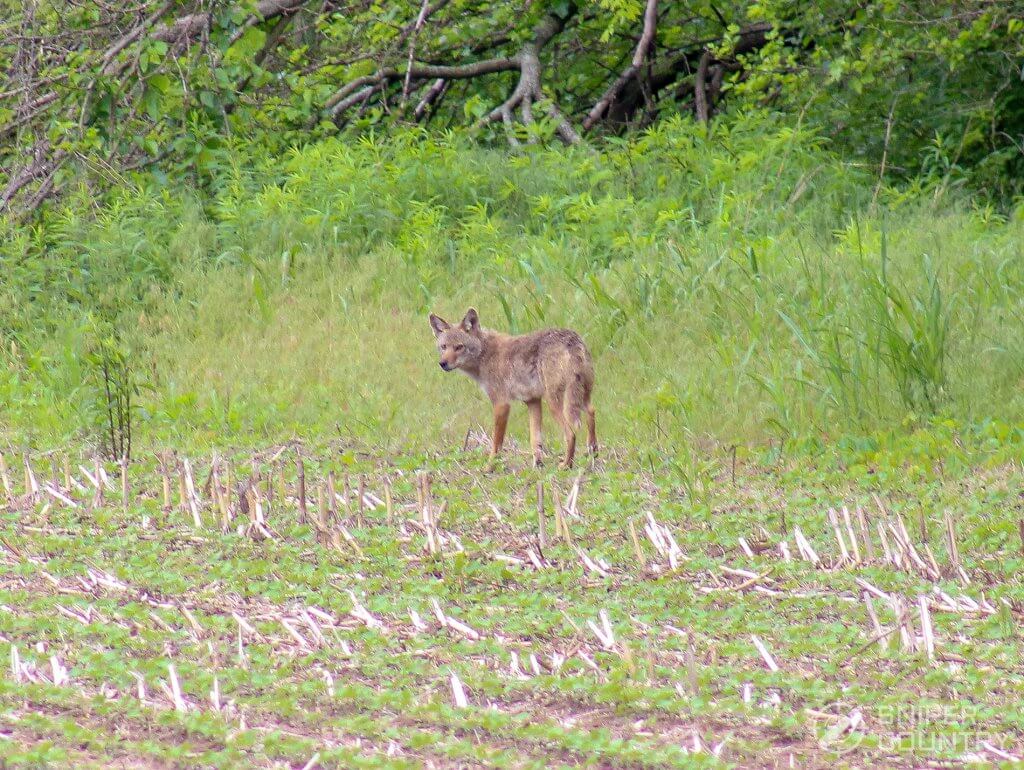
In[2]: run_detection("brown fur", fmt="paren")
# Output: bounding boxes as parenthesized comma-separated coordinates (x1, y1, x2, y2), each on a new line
(429, 308, 597, 469)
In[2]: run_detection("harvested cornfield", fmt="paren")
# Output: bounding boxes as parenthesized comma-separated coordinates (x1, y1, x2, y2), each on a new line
(0, 443, 1022, 768)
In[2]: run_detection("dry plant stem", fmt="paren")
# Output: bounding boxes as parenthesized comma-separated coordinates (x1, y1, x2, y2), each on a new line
(327, 471, 338, 525)
(182, 458, 202, 527)
(550, 482, 564, 540)
(223, 461, 232, 511)
(357, 475, 365, 527)
(120, 457, 128, 514)
(24, 455, 39, 501)
(857, 506, 875, 560)
(0, 452, 11, 503)
(751, 634, 779, 672)
(342, 473, 352, 523)
(537, 481, 546, 550)
(944, 511, 960, 567)
(422, 473, 439, 555)
(177, 460, 187, 516)
(863, 594, 883, 638)
(296, 455, 307, 525)
(842, 506, 861, 562)
(159, 453, 171, 511)
(214, 469, 230, 532)
(629, 519, 644, 564)
(317, 483, 328, 538)
(416, 472, 425, 523)
(265, 463, 274, 509)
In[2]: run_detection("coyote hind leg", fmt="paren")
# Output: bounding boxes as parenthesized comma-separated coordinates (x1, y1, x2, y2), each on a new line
(528, 399, 544, 468)
(560, 402, 578, 470)
(585, 403, 597, 457)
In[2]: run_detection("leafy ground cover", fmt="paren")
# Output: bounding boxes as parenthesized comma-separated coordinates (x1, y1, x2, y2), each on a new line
(1, 432, 1022, 768)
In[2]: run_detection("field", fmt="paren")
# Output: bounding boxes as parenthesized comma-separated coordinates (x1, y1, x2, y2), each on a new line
(3, 119, 1024, 770)
(2, 432, 1023, 768)
(3, 1, 1024, 765)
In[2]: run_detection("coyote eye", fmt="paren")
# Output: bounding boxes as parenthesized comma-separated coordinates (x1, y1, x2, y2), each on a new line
(439, 344, 447, 350)
(455, 344, 464, 352)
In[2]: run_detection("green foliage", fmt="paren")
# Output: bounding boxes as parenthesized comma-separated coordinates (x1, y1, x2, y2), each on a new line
(741, 0, 1024, 197)
(1, 0, 1021, 214)
(85, 331, 137, 460)
(2, 122, 1023, 451)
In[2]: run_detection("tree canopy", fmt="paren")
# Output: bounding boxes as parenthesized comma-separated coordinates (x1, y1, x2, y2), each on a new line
(2, 0, 1022, 216)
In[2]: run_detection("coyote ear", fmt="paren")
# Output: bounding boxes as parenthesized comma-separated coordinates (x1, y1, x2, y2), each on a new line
(460, 307, 479, 333)
(429, 313, 450, 337)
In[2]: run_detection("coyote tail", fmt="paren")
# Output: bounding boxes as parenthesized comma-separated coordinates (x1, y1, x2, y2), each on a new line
(564, 371, 587, 427)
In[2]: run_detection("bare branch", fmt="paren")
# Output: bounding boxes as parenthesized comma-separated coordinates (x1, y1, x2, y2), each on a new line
(472, 4, 581, 145)
(1, 145, 67, 214)
(546, 101, 581, 144)
(583, 0, 657, 130)
(0, 92, 59, 141)
(694, 50, 711, 124)
(329, 85, 378, 117)
(414, 78, 449, 122)
(327, 57, 520, 116)
(400, 0, 432, 113)
(500, 104, 521, 147)
(101, 0, 176, 74)
(152, 0, 309, 47)
(596, 22, 772, 129)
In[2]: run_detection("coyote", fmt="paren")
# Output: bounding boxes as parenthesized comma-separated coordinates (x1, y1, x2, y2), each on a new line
(429, 308, 597, 469)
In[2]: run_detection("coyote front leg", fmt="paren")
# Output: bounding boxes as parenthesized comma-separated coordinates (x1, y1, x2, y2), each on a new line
(488, 402, 511, 470)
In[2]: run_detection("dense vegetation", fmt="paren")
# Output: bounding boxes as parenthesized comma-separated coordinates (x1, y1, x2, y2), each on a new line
(2, 0, 1023, 215)
(1, 0, 1023, 455)
(2, 121, 1024, 457)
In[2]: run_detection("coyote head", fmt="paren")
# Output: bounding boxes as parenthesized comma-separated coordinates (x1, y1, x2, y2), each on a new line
(428, 308, 482, 371)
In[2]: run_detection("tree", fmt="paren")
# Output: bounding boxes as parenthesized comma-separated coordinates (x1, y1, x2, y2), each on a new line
(1, 0, 1021, 216)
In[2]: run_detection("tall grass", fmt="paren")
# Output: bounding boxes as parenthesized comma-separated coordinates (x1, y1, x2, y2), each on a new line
(2, 115, 1023, 452)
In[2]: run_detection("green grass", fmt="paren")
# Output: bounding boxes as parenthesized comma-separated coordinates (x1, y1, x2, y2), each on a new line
(0, 435, 1022, 768)
(2, 119, 1024, 451)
